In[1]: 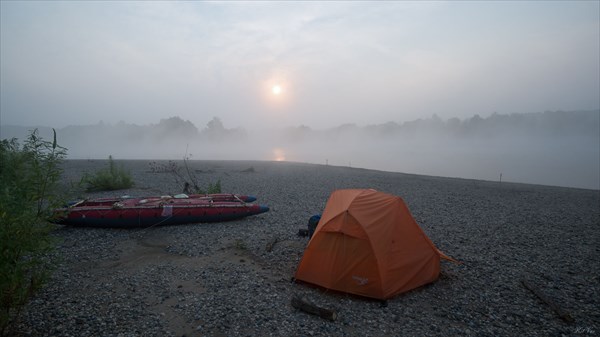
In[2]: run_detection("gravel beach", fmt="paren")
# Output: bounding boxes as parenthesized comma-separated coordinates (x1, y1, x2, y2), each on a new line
(13, 159, 600, 337)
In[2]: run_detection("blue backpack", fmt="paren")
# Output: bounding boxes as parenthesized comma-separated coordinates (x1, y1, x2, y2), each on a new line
(307, 214, 321, 238)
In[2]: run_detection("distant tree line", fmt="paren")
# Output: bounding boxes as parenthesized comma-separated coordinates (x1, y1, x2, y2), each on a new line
(282, 110, 600, 141)
(2, 110, 598, 146)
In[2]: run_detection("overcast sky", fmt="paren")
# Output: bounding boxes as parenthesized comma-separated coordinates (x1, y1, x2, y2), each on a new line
(1, 1, 599, 130)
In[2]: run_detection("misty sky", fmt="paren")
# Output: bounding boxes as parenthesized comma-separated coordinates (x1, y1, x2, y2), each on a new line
(1, 1, 599, 130)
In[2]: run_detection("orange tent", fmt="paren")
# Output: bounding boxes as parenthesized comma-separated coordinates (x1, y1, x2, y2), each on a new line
(295, 189, 452, 300)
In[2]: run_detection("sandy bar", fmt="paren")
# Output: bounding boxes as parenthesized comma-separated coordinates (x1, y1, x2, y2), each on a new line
(14, 159, 600, 336)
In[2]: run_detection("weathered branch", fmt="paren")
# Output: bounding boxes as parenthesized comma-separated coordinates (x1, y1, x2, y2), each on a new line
(291, 296, 337, 321)
(521, 279, 574, 323)
(265, 237, 279, 252)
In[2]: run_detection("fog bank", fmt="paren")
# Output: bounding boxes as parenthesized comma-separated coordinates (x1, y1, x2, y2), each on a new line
(2, 111, 598, 190)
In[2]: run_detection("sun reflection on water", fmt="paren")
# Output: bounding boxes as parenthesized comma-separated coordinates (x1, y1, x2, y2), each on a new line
(273, 148, 286, 161)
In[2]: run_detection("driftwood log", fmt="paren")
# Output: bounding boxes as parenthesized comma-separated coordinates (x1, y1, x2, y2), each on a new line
(291, 296, 337, 321)
(521, 279, 574, 323)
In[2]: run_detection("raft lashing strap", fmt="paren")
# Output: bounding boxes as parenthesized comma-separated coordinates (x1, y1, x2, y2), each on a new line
(233, 194, 246, 204)
(69, 199, 86, 208)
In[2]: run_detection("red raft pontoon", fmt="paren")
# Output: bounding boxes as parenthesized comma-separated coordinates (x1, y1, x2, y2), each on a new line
(51, 193, 269, 228)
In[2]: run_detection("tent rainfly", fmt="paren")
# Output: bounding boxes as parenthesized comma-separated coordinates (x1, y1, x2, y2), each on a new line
(295, 189, 454, 300)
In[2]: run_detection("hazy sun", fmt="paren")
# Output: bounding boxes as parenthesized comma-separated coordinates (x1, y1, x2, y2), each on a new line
(272, 85, 282, 95)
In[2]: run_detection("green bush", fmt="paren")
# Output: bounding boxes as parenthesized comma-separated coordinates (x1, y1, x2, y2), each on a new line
(82, 155, 134, 192)
(0, 129, 66, 336)
(205, 179, 221, 194)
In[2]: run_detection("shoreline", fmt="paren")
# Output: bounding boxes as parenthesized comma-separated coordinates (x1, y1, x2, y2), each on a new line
(63, 158, 600, 192)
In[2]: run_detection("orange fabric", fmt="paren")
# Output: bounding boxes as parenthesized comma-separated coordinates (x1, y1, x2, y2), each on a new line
(295, 189, 448, 300)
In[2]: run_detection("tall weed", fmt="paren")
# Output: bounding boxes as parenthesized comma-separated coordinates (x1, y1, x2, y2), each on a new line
(0, 129, 66, 336)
